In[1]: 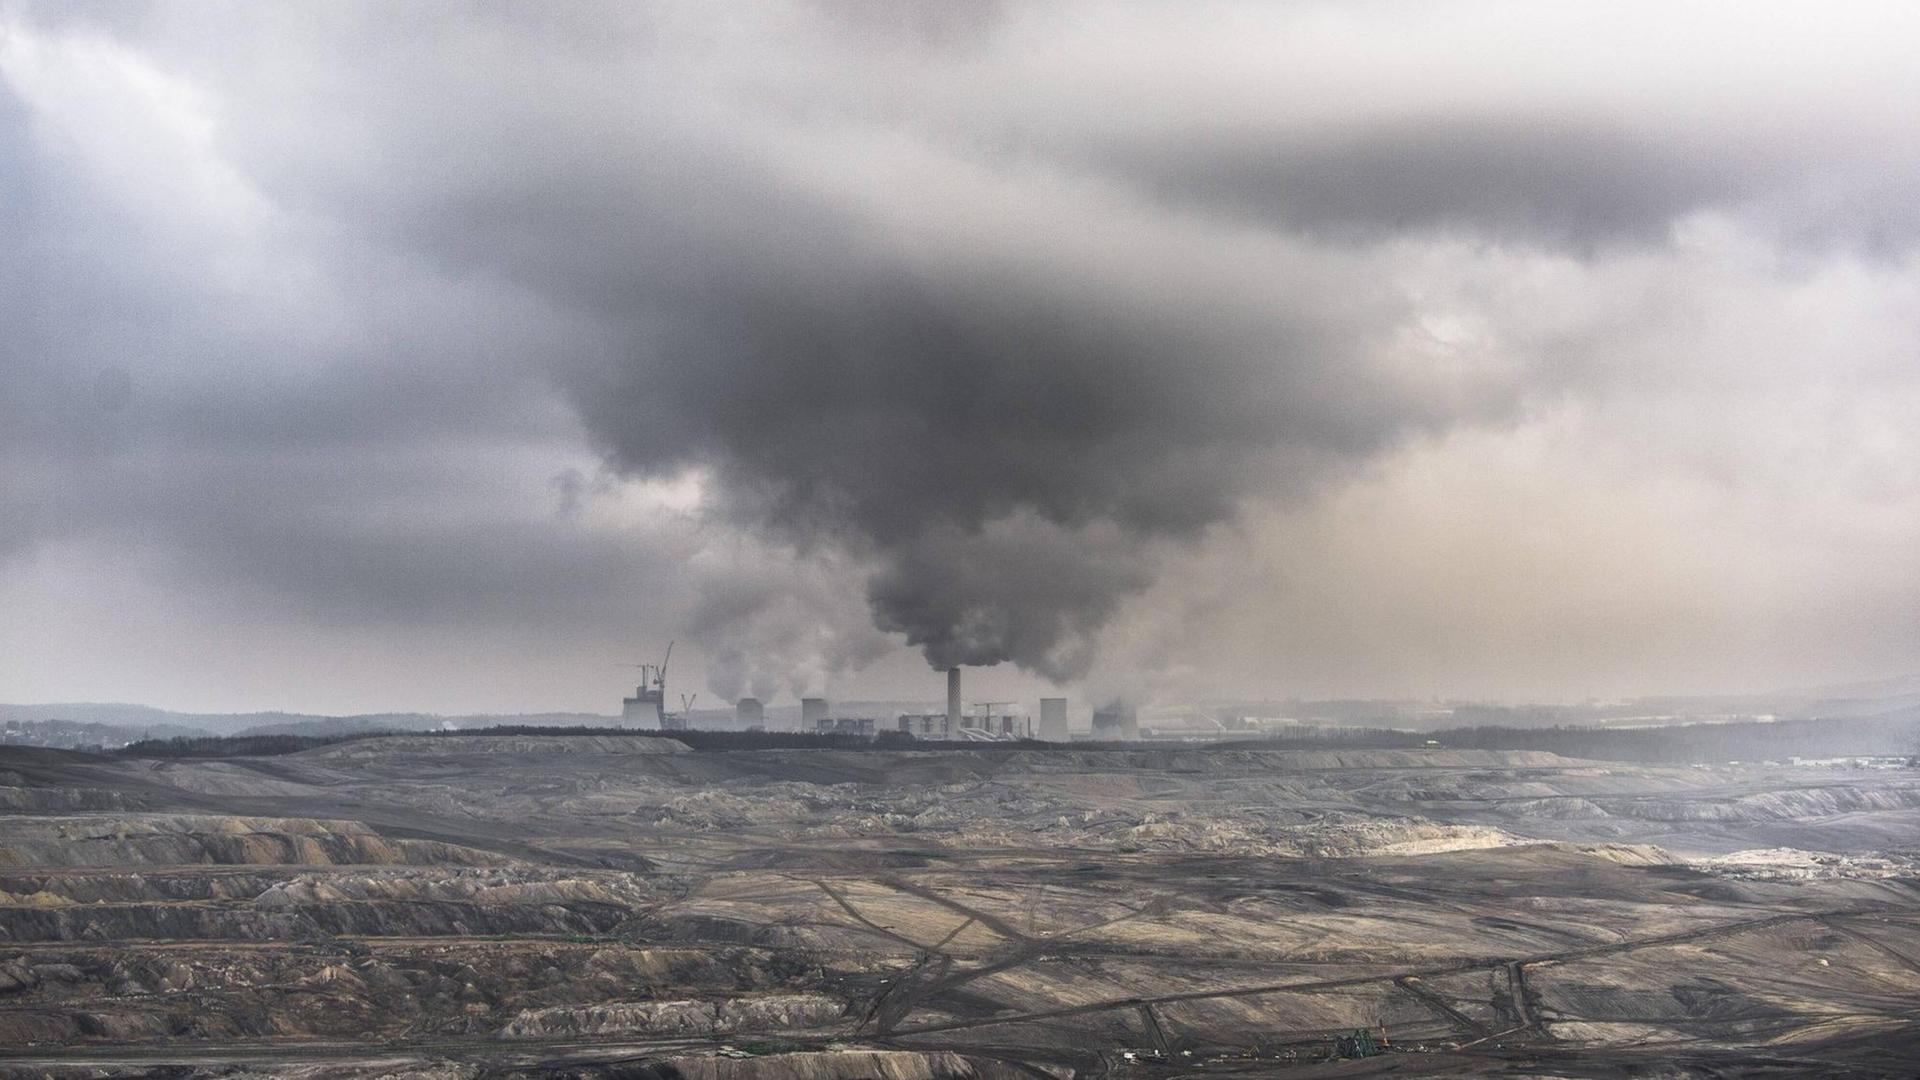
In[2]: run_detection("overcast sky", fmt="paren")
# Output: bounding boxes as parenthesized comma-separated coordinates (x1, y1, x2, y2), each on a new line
(3, 2, 1918, 714)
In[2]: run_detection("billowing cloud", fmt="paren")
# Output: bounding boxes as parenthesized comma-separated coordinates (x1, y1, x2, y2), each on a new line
(2, 2, 1917, 710)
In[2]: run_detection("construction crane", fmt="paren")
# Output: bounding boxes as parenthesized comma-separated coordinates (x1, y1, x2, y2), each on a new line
(623, 642, 674, 694)
(653, 642, 687, 730)
(622, 644, 671, 691)
(620, 641, 676, 729)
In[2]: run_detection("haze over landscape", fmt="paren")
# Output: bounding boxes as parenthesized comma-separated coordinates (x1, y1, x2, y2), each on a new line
(3, 4, 1920, 1079)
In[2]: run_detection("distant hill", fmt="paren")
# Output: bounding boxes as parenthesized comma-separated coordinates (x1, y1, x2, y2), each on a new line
(0, 703, 620, 740)
(0, 716, 206, 750)
(1, 699, 961, 742)
(1195, 676, 1920, 731)
(230, 711, 620, 737)
(0, 703, 247, 734)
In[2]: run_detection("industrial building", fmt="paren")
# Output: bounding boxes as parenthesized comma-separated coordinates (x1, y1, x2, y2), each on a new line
(900, 667, 1053, 741)
(814, 716, 878, 736)
(949, 697, 1029, 740)
(962, 709, 1027, 738)
(898, 713, 951, 738)
(624, 655, 1094, 741)
(902, 669, 1034, 742)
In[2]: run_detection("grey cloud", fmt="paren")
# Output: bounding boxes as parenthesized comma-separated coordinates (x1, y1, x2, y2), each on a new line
(3, 2, 1918, 709)
(35, 8, 1408, 678)
(136, 7, 1493, 677)
(1093, 116, 1755, 250)
(543, 171, 1434, 675)
(0, 33, 660, 639)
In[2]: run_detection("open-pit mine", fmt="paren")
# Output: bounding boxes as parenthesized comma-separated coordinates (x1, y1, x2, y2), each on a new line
(2, 735, 1917, 1078)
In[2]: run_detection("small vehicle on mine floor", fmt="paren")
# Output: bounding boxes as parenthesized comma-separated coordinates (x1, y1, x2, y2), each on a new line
(1334, 1027, 1388, 1059)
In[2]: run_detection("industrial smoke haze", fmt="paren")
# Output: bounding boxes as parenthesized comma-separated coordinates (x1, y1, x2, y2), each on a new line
(555, 44, 1495, 686)
(3, 3, 1920, 712)
(561, 135, 1425, 680)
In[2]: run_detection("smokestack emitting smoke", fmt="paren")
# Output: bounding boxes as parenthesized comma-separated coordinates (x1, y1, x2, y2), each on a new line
(553, 40, 1481, 682)
(576, 263, 1417, 684)
(947, 667, 962, 728)
(15, 7, 1904, 716)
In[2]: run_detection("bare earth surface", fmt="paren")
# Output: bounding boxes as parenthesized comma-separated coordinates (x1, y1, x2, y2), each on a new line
(1, 737, 1917, 1078)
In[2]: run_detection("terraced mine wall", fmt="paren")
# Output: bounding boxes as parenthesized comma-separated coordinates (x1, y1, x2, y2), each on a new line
(0, 738, 1916, 1076)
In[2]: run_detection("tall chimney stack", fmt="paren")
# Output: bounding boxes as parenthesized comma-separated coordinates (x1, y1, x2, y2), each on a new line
(947, 667, 962, 729)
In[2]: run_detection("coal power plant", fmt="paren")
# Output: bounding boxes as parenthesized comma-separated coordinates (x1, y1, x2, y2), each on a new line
(650, 660, 1120, 744)
(6, 3, 1918, 1077)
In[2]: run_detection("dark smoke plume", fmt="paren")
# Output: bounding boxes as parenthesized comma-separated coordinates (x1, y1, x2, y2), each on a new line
(198, 7, 1508, 681)
(562, 194, 1445, 679)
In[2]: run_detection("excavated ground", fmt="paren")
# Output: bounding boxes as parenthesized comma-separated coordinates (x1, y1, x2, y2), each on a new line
(0, 737, 1916, 1078)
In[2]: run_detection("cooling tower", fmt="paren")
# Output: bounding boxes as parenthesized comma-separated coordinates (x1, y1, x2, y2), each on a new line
(736, 697, 764, 729)
(801, 697, 829, 731)
(1091, 703, 1138, 741)
(1039, 698, 1069, 742)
